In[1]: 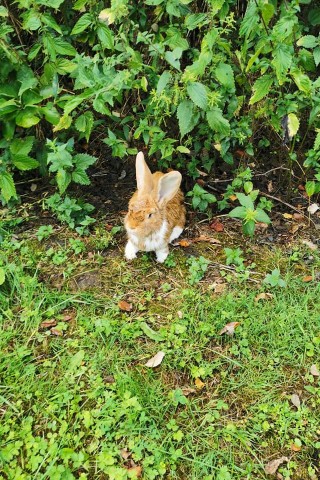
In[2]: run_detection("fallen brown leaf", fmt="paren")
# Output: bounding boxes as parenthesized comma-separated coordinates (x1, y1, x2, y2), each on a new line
(310, 364, 320, 376)
(293, 213, 304, 222)
(267, 180, 273, 193)
(290, 224, 300, 234)
(209, 220, 224, 232)
(291, 443, 301, 452)
(125, 465, 142, 477)
(265, 457, 289, 475)
(196, 169, 208, 177)
(229, 194, 237, 202)
(219, 321, 240, 336)
(196, 179, 206, 187)
(195, 378, 205, 390)
(302, 275, 313, 282)
(118, 300, 133, 312)
(178, 239, 191, 247)
(120, 449, 131, 460)
(298, 184, 305, 191)
(283, 213, 293, 219)
(51, 328, 63, 336)
(193, 235, 221, 244)
(181, 386, 196, 396)
(290, 393, 301, 409)
(145, 351, 165, 368)
(212, 283, 227, 294)
(40, 319, 57, 328)
(254, 293, 273, 302)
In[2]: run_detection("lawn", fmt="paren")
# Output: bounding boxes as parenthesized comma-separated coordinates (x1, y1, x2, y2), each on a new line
(1, 216, 320, 480)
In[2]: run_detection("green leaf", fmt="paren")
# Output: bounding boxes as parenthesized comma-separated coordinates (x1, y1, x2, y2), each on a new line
(243, 219, 255, 237)
(249, 75, 273, 105)
(41, 103, 60, 125)
(308, 8, 320, 26)
(71, 13, 92, 35)
(41, 13, 62, 33)
(54, 39, 77, 56)
(0, 268, 5, 286)
(272, 44, 292, 84)
(291, 68, 312, 94)
(164, 48, 182, 70)
(314, 131, 320, 151)
(75, 112, 94, 141)
(12, 155, 39, 171)
(10, 136, 34, 156)
(206, 108, 230, 136)
(176, 146, 190, 153)
(236, 193, 254, 210)
(0, 172, 17, 202)
(228, 206, 247, 219)
(185, 13, 208, 30)
(157, 71, 172, 94)
(313, 46, 320, 66)
(140, 322, 163, 342)
(73, 153, 96, 170)
(255, 209, 271, 224)
(177, 100, 198, 137)
(0, 6, 8, 17)
(287, 113, 300, 138)
(261, 3, 275, 26)
(72, 170, 90, 185)
(56, 169, 71, 194)
(97, 24, 114, 50)
(16, 109, 41, 128)
(305, 181, 316, 197)
(22, 11, 42, 31)
(187, 82, 207, 110)
(215, 63, 235, 90)
(239, 2, 259, 38)
(297, 35, 318, 49)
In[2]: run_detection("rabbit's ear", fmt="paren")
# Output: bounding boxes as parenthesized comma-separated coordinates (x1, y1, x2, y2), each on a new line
(157, 171, 182, 205)
(136, 152, 153, 193)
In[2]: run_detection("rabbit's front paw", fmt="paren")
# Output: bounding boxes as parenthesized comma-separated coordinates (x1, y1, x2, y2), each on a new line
(125, 241, 138, 260)
(156, 248, 169, 263)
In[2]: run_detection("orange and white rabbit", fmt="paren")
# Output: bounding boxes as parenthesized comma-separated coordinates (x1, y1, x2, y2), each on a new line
(124, 152, 186, 262)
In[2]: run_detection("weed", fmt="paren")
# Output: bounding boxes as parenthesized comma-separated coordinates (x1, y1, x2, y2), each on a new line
(187, 255, 210, 284)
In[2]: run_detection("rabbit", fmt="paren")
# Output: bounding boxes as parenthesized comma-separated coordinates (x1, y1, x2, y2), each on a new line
(124, 151, 186, 263)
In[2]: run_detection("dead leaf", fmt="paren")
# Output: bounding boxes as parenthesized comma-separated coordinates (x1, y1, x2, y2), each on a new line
(196, 179, 206, 187)
(298, 184, 305, 191)
(40, 319, 57, 328)
(30, 183, 37, 192)
(290, 443, 301, 452)
(302, 240, 317, 251)
(181, 386, 196, 396)
(209, 220, 224, 232)
(219, 321, 240, 336)
(267, 180, 274, 193)
(177, 310, 183, 319)
(293, 213, 304, 222)
(229, 194, 237, 202)
(302, 275, 313, 282)
(178, 239, 191, 247)
(105, 223, 114, 231)
(196, 169, 208, 177)
(290, 224, 300, 234)
(212, 283, 227, 294)
(145, 351, 165, 368)
(193, 235, 221, 244)
(290, 393, 301, 409)
(118, 300, 133, 312)
(265, 457, 289, 475)
(195, 378, 205, 390)
(310, 364, 320, 376)
(51, 328, 63, 336)
(105, 375, 115, 383)
(283, 213, 293, 219)
(125, 465, 142, 477)
(307, 203, 319, 214)
(235, 149, 246, 158)
(254, 292, 273, 302)
(120, 449, 131, 460)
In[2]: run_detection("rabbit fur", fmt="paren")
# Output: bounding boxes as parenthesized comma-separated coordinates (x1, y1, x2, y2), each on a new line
(124, 152, 186, 262)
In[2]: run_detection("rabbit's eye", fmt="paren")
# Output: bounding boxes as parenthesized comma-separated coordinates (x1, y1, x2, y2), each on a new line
(148, 213, 153, 219)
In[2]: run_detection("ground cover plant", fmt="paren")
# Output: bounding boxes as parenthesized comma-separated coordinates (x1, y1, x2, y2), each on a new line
(1, 218, 320, 479)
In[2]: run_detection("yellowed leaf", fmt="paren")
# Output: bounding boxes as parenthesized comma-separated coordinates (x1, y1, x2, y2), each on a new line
(302, 275, 313, 283)
(118, 300, 133, 312)
(264, 457, 289, 475)
(254, 292, 273, 302)
(195, 378, 205, 390)
(283, 213, 293, 219)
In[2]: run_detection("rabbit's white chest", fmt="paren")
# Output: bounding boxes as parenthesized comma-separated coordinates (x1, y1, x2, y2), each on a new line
(143, 221, 168, 251)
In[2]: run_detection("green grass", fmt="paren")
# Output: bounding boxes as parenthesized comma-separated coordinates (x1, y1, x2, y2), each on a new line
(0, 229, 320, 480)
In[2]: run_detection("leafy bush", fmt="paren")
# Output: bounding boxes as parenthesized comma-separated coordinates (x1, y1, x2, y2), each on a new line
(0, 0, 319, 215)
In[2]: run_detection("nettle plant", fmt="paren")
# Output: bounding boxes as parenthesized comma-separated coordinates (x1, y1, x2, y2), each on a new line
(0, 0, 320, 231)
